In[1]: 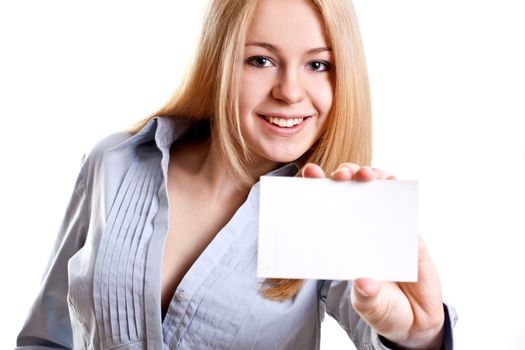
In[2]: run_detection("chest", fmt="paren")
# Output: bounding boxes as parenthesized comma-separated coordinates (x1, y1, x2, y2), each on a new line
(160, 174, 247, 316)
(160, 202, 220, 313)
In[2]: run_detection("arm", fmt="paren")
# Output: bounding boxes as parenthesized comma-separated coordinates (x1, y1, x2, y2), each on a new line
(16, 160, 90, 349)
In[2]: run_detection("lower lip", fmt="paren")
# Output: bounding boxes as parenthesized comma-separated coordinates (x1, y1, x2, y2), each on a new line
(257, 115, 311, 136)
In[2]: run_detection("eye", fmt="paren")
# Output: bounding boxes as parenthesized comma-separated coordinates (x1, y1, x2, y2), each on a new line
(307, 60, 331, 72)
(247, 56, 275, 68)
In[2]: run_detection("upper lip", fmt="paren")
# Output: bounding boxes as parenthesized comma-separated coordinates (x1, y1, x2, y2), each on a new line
(258, 113, 312, 119)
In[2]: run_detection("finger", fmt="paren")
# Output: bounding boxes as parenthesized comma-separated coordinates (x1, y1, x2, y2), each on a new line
(372, 167, 389, 180)
(398, 236, 443, 317)
(335, 162, 361, 173)
(413, 237, 441, 292)
(330, 163, 361, 181)
(353, 166, 394, 181)
(330, 168, 353, 181)
(352, 166, 377, 181)
(301, 163, 326, 178)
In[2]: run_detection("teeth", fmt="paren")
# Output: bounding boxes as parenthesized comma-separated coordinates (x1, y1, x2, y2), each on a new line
(264, 116, 305, 128)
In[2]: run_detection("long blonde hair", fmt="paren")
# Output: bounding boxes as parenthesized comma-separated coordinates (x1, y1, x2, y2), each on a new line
(132, 0, 371, 300)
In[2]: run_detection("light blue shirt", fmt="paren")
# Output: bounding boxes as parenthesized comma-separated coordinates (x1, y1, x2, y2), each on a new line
(16, 117, 457, 349)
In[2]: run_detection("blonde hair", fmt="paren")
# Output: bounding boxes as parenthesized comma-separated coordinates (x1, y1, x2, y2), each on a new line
(132, 0, 371, 300)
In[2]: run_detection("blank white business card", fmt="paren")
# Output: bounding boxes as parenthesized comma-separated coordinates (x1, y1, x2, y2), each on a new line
(257, 176, 418, 281)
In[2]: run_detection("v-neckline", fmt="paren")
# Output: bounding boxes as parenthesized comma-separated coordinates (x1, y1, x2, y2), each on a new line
(160, 183, 260, 321)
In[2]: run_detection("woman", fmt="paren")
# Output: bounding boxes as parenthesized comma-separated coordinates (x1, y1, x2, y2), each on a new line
(17, 0, 456, 349)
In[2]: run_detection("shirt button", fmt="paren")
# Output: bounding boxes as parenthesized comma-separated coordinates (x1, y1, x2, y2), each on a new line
(175, 290, 184, 301)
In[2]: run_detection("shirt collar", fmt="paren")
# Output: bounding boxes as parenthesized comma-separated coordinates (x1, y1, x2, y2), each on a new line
(108, 116, 193, 153)
(266, 162, 300, 177)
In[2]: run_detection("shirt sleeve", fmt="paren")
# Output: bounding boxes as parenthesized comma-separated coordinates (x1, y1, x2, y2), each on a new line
(320, 280, 458, 350)
(16, 159, 90, 349)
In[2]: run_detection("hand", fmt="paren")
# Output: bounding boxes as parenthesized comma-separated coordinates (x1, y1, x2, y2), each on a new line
(302, 163, 445, 350)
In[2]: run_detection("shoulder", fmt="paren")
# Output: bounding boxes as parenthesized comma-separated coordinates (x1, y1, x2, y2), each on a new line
(82, 131, 134, 165)
(79, 131, 139, 185)
(82, 131, 143, 167)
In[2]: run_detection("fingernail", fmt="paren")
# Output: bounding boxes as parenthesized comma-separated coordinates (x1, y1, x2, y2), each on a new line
(330, 168, 350, 177)
(333, 165, 355, 175)
(354, 283, 369, 297)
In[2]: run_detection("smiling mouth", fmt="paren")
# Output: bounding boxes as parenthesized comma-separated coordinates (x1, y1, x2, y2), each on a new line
(259, 115, 310, 128)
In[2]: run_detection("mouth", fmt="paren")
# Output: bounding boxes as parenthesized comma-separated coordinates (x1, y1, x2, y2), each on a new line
(258, 114, 311, 128)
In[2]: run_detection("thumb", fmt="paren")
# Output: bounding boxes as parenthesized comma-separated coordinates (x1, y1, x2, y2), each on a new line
(351, 278, 387, 325)
(353, 278, 381, 298)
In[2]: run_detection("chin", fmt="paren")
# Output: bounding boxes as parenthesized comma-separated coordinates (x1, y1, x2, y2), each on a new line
(260, 150, 306, 164)
(247, 140, 313, 166)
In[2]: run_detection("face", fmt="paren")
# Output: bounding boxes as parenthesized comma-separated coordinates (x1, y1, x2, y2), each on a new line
(239, 0, 334, 168)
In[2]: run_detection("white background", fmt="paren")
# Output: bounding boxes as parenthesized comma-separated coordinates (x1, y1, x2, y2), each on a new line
(1, 1, 524, 349)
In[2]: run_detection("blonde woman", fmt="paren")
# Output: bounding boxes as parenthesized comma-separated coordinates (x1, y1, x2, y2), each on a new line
(17, 0, 456, 349)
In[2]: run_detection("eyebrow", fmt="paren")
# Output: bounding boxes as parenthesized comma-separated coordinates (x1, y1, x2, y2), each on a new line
(245, 42, 332, 55)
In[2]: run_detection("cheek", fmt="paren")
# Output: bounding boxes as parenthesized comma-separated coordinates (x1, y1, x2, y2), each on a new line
(311, 79, 334, 117)
(239, 71, 273, 113)
(321, 87, 334, 114)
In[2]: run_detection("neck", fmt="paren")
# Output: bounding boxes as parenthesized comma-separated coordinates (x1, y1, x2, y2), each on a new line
(201, 137, 283, 193)
(170, 135, 283, 201)
(199, 138, 243, 199)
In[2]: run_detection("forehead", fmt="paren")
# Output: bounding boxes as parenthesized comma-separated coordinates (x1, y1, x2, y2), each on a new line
(246, 0, 331, 49)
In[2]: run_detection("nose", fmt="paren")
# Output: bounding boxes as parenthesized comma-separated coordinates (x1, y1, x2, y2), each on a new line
(271, 69, 306, 104)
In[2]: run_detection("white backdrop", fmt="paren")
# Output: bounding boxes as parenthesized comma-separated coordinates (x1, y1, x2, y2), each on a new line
(1, 1, 524, 349)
